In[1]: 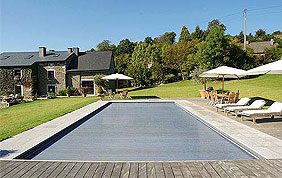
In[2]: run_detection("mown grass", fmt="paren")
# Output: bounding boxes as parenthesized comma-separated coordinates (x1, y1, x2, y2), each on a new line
(0, 97, 99, 141)
(128, 74, 282, 101)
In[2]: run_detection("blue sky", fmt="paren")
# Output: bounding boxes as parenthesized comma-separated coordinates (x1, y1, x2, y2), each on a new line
(1, 0, 282, 52)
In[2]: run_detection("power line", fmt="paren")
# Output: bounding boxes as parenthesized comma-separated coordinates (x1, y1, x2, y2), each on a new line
(248, 4, 282, 11)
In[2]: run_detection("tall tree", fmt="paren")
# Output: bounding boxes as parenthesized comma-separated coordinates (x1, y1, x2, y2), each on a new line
(236, 31, 244, 43)
(255, 29, 266, 38)
(163, 40, 198, 80)
(114, 53, 131, 73)
(179, 26, 191, 43)
(191, 25, 204, 41)
(115, 39, 135, 56)
(196, 26, 228, 70)
(144, 36, 153, 45)
(96, 40, 116, 51)
(156, 32, 177, 45)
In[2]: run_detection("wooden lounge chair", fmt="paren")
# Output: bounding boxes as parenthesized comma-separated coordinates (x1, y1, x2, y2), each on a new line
(240, 102, 282, 124)
(224, 100, 266, 118)
(120, 90, 128, 99)
(215, 97, 250, 112)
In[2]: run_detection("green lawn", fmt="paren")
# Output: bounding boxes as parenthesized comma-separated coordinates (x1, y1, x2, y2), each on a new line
(0, 97, 99, 141)
(128, 74, 282, 101)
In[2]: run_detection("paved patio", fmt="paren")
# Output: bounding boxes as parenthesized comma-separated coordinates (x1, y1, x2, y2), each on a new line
(1, 159, 282, 177)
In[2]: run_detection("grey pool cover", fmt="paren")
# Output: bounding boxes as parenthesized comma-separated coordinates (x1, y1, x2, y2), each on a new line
(32, 102, 254, 161)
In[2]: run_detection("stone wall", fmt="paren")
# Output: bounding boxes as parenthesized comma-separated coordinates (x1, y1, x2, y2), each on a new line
(37, 62, 66, 95)
(0, 67, 33, 96)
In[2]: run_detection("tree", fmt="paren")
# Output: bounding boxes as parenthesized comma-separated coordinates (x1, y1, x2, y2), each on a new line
(179, 26, 191, 43)
(126, 43, 152, 86)
(196, 26, 228, 70)
(114, 53, 131, 73)
(144, 36, 153, 45)
(207, 19, 226, 32)
(115, 39, 135, 56)
(163, 40, 198, 80)
(96, 40, 116, 51)
(236, 31, 244, 43)
(191, 25, 204, 41)
(255, 29, 266, 38)
(155, 32, 177, 45)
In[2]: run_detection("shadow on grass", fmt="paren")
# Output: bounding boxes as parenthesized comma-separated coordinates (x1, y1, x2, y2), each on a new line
(130, 96, 160, 99)
(250, 97, 275, 107)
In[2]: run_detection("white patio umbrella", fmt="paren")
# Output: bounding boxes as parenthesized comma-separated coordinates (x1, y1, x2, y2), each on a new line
(199, 66, 246, 93)
(244, 60, 282, 75)
(102, 73, 133, 93)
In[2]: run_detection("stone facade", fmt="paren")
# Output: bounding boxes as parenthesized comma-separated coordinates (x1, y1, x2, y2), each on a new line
(37, 62, 67, 96)
(0, 67, 33, 96)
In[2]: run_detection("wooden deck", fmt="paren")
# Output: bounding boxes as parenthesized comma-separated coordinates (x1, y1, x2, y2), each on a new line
(1, 159, 282, 178)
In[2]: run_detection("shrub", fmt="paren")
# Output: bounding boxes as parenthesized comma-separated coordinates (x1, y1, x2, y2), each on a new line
(97, 86, 104, 94)
(47, 92, 56, 99)
(58, 89, 67, 96)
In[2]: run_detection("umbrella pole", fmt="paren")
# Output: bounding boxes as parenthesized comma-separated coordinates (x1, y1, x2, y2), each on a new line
(222, 74, 224, 94)
(116, 79, 118, 94)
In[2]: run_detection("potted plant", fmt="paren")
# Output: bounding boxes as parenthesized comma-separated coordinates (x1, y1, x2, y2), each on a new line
(191, 68, 208, 98)
(79, 87, 89, 97)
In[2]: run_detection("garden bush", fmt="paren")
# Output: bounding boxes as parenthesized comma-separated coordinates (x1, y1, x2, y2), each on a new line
(58, 89, 67, 96)
(47, 92, 56, 99)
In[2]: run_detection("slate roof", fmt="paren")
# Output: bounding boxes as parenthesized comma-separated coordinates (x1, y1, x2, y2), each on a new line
(245, 41, 275, 54)
(0, 51, 72, 67)
(67, 51, 113, 72)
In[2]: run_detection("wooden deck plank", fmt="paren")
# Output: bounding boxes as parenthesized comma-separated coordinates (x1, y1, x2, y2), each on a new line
(102, 162, 115, 178)
(222, 161, 247, 178)
(201, 162, 220, 178)
(65, 162, 84, 177)
(28, 161, 54, 178)
(209, 161, 230, 178)
(2, 161, 33, 178)
(216, 161, 240, 178)
(185, 162, 202, 178)
(162, 162, 174, 178)
(170, 162, 184, 178)
(193, 162, 211, 178)
(178, 162, 193, 178)
(12, 161, 39, 178)
(46, 162, 68, 178)
(111, 162, 123, 178)
(120, 162, 130, 178)
(0, 160, 23, 177)
(154, 162, 165, 178)
(74, 162, 92, 178)
(56, 162, 76, 178)
(244, 160, 277, 178)
(263, 160, 282, 173)
(233, 160, 258, 178)
(147, 162, 157, 178)
(20, 161, 49, 178)
(38, 161, 62, 178)
(129, 162, 138, 178)
(0, 161, 15, 172)
(84, 163, 99, 178)
(138, 162, 147, 178)
(94, 162, 107, 178)
(254, 160, 282, 178)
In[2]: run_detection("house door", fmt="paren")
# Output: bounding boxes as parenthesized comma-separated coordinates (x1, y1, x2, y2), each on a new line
(15, 85, 23, 96)
(81, 80, 94, 94)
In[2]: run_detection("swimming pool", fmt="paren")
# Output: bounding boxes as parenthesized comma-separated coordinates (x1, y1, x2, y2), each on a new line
(20, 102, 255, 161)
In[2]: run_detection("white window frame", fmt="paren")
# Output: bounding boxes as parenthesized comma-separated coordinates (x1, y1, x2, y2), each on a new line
(81, 79, 95, 95)
(14, 85, 23, 96)
(47, 69, 55, 80)
(47, 84, 56, 93)
(13, 68, 22, 78)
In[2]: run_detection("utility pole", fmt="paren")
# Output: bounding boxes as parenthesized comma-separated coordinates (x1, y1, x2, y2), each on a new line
(243, 9, 247, 50)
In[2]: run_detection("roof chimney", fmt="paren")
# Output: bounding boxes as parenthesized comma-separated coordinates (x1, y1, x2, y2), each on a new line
(68, 47, 73, 53)
(73, 47, 79, 56)
(270, 39, 274, 46)
(39, 47, 46, 57)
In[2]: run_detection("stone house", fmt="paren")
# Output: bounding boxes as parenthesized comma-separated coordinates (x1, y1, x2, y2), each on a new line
(0, 47, 114, 97)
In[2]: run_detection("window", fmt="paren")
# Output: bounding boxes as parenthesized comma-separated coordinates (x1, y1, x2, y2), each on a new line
(15, 85, 23, 96)
(47, 85, 56, 93)
(14, 68, 21, 77)
(47, 70, 55, 79)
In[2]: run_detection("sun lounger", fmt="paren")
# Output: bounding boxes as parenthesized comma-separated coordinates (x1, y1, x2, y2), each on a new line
(224, 100, 266, 118)
(215, 97, 250, 112)
(240, 102, 282, 124)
